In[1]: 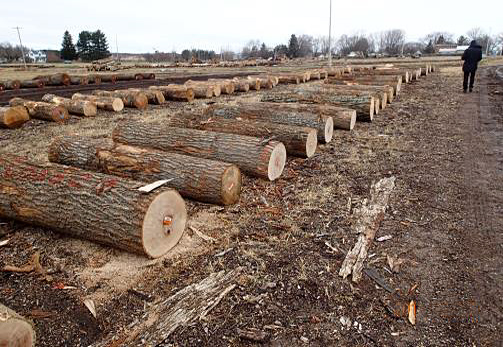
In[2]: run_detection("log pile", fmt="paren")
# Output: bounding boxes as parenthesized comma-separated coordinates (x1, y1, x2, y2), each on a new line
(207, 79, 235, 94)
(69, 75, 89, 85)
(35, 73, 71, 86)
(72, 93, 124, 112)
(42, 94, 97, 116)
(326, 75, 402, 95)
(184, 80, 215, 98)
(92, 90, 148, 109)
(9, 98, 69, 122)
(149, 85, 195, 102)
(128, 88, 166, 105)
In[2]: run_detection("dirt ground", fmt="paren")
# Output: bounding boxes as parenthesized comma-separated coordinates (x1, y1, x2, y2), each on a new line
(1, 63, 502, 346)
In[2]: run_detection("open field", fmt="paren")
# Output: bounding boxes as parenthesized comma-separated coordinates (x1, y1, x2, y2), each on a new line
(1, 60, 502, 346)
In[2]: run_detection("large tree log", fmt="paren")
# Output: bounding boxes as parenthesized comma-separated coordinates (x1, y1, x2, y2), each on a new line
(113, 122, 286, 181)
(261, 88, 375, 122)
(92, 90, 148, 109)
(203, 102, 354, 140)
(231, 79, 250, 92)
(314, 84, 388, 110)
(168, 114, 317, 158)
(42, 94, 97, 116)
(35, 73, 71, 86)
(207, 79, 235, 94)
(9, 98, 69, 122)
(88, 74, 102, 84)
(149, 85, 195, 102)
(355, 69, 409, 83)
(48, 136, 242, 205)
(116, 73, 137, 81)
(99, 74, 118, 83)
(327, 68, 344, 77)
(0, 106, 30, 129)
(252, 76, 273, 89)
(141, 72, 156, 79)
(69, 75, 89, 85)
(0, 303, 35, 347)
(275, 74, 301, 84)
(0, 155, 187, 258)
(19, 79, 45, 89)
(4, 80, 21, 90)
(237, 77, 260, 91)
(72, 93, 124, 112)
(184, 81, 214, 98)
(327, 75, 402, 95)
(128, 88, 165, 105)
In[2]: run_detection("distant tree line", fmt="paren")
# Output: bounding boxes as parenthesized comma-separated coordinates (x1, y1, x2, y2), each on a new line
(0, 43, 31, 62)
(60, 30, 110, 61)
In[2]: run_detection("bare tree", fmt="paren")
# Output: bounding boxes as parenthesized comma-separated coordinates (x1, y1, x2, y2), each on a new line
(297, 35, 314, 57)
(336, 33, 371, 56)
(421, 32, 455, 46)
(376, 29, 405, 55)
(0, 42, 30, 62)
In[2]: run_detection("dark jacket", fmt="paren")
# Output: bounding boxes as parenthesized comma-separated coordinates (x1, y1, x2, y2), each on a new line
(462, 40, 482, 73)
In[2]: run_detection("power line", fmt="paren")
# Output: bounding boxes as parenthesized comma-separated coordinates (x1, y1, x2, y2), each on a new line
(13, 26, 27, 69)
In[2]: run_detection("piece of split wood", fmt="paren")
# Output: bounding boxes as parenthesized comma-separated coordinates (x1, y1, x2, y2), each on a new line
(377, 235, 392, 242)
(84, 299, 97, 319)
(190, 226, 216, 242)
(339, 177, 396, 282)
(137, 179, 174, 193)
(0, 239, 9, 247)
(387, 254, 405, 273)
(408, 300, 416, 325)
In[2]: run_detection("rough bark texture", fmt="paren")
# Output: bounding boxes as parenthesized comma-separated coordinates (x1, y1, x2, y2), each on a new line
(0, 303, 35, 347)
(91, 269, 241, 347)
(19, 79, 45, 88)
(92, 90, 148, 110)
(311, 84, 388, 110)
(141, 73, 155, 79)
(0, 106, 30, 129)
(207, 79, 235, 94)
(261, 88, 374, 122)
(169, 113, 318, 158)
(355, 69, 409, 83)
(89, 75, 102, 84)
(72, 93, 124, 112)
(42, 94, 97, 116)
(238, 77, 260, 90)
(149, 85, 195, 102)
(0, 155, 187, 258)
(204, 102, 351, 140)
(113, 122, 286, 181)
(116, 73, 137, 81)
(231, 79, 250, 92)
(48, 136, 242, 206)
(183, 81, 214, 98)
(128, 88, 165, 105)
(9, 98, 69, 122)
(327, 75, 402, 95)
(35, 73, 70, 86)
(100, 74, 117, 83)
(4, 80, 21, 90)
(69, 75, 89, 85)
(253, 76, 273, 89)
(275, 75, 301, 84)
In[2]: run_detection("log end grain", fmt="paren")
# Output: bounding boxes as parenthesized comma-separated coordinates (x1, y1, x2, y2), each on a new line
(50, 105, 70, 122)
(221, 165, 242, 205)
(134, 94, 149, 110)
(112, 98, 125, 112)
(267, 142, 287, 181)
(142, 189, 187, 258)
(324, 116, 334, 143)
(0, 106, 30, 129)
(213, 85, 222, 97)
(305, 128, 318, 158)
(0, 318, 35, 347)
(83, 102, 98, 117)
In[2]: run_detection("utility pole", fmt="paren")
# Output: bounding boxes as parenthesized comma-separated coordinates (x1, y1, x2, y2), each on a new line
(115, 34, 119, 61)
(13, 26, 27, 69)
(328, 0, 332, 67)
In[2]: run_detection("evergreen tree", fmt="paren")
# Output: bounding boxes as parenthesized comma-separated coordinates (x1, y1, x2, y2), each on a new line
(91, 30, 110, 60)
(259, 43, 270, 59)
(76, 31, 93, 61)
(457, 35, 468, 45)
(288, 34, 300, 58)
(423, 40, 435, 54)
(60, 31, 77, 60)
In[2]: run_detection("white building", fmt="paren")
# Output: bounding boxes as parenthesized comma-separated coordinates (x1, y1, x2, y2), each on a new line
(28, 50, 47, 63)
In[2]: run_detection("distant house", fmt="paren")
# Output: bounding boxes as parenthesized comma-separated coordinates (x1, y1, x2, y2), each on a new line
(28, 50, 47, 63)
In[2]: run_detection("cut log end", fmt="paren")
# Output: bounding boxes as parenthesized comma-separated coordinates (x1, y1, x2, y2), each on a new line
(325, 117, 334, 143)
(142, 190, 187, 258)
(349, 112, 357, 131)
(112, 99, 125, 112)
(0, 318, 35, 347)
(267, 143, 287, 181)
(0, 106, 30, 129)
(305, 129, 318, 158)
(83, 103, 98, 117)
(221, 165, 242, 205)
(50, 106, 69, 122)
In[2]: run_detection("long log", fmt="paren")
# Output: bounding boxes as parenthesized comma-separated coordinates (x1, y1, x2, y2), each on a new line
(184, 81, 214, 98)
(0, 155, 187, 258)
(4, 80, 21, 90)
(128, 88, 165, 105)
(315, 84, 388, 110)
(327, 75, 402, 95)
(69, 75, 89, 85)
(231, 79, 250, 92)
(89, 75, 102, 84)
(356, 69, 409, 83)
(92, 90, 148, 109)
(72, 93, 124, 112)
(275, 74, 300, 84)
(207, 79, 235, 94)
(252, 76, 273, 89)
(42, 94, 97, 116)
(237, 77, 260, 91)
(100, 74, 118, 83)
(142, 73, 156, 79)
(19, 79, 45, 89)
(48, 137, 242, 206)
(113, 122, 287, 181)
(35, 73, 70, 86)
(261, 88, 374, 122)
(0, 106, 30, 129)
(149, 85, 195, 102)
(9, 98, 69, 122)
(116, 73, 137, 81)
(168, 114, 318, 158)
(203, 102, 356, 140)
(0, 303, 36, 347)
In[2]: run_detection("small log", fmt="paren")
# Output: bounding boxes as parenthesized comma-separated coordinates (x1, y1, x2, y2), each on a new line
(315, 84, 388, 110)
(184, 81, 214, 98)
(207, 79, 235, 94)
(69, 75, 89, 85)
(252, 76, 273, 89)
(9, 98, 69, 122)
(0, 154, 187, 258)
(240, 77, 260, 91)
(113, 122, 287, 181)
(116, 73, 137, 81)
(89, 75, 102, 84)
(231, 79, 250, 92)
(35, 73, 70, 86)
(275, 74, 300, 84)
(42, 94, 97, 116)
(169, 113, 318, 158)
(19, 79, 45, 89)
(149, 85, 195, 102)
(72, 93, 124, 112)
(4, 80, 21, 90)
(92, 90, 148, 109)
(0, 106, 30, 129)
(48, 137, 242, 206)
(128, 88, 165, 105)
(142, 73, 155, 79)
(100, 74, 118, 83)
(0, 303, 36, 347)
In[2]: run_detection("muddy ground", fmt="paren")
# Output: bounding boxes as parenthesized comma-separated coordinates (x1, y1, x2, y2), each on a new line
(1, 64, 502, 346)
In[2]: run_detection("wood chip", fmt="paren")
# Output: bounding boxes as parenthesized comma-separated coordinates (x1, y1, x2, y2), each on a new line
(377, 235, 392, 242)
(137, 179, 174, 193)
(408, 300, 416, 325)
(189, 226, 216, 242)
(84, 299, 97, 319)
(0, 239, 9, 247)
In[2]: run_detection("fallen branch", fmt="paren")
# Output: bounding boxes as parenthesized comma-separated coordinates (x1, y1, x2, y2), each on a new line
(339, 177, 396, 282)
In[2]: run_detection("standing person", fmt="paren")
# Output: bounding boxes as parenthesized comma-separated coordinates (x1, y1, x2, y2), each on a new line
(461, 40, 483, 92)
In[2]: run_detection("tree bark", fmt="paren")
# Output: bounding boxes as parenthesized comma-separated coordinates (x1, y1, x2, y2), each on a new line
(327, 68, 344, 77)
(89, 75, 102, 84)
(275, 74, 301, 84)
(113, 122, 287, 181)
(9, 98, 69, 122)
(4, 80, 21, 90)
(0, 155, 187, 258)
(92, 90, 148, 109)
(237, 77, 260, 90)
(355, 69, 409, 83)
(327, 75, 402, 95)
(261, 88, 374, 122)
(35, 73, 70, 86)
(0, 106, 30, 129)
(252, 76, 273, 89)
(100, 74, 118, 83)
(0, 303, 35, 347)
(128, 88, 165, 105)
(149, 85, 195, 102)
(42, 94, 97, 116)
(207, 79, 235, 94)
(231, 79, 250, 92)
(72, 93, 124, 112)
(69, 75, 89, 85)
(315, 84, 388, 110)
(48, 136, 242, 206)
(184, 81, 214, 98)
(309, 71, 321, 80)
(141, 73, 155, 79)
(116, 73, 137, 81)
(19, 79, 45, 88)
(168, 113, 318, 158)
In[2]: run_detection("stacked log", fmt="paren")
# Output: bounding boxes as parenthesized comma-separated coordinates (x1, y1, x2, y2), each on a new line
(252, 76, 273, 89)
(327, 75, 402, 95)
(9, 98, 69, 122)
(275, 74, 301, 84)
(4, 80, 21, 90)
(128, 88, 165, 105)
(238, 77, 260, 91)
(48, 137, 242, 206)
(72, 93, 124, 112)
(89, 75, 102, 84)
(113, 122, 287, 181)
(231, 79, 250, 92)
(309, 71, 321, 80)
(204, 102, 356, 141)
(142, 73, 156, 79)
(116, 73, 138, 81)
(261, 87, 375, 122)
(100, 74, 118, 83)
(19, 79, 45, 88)
(0, 154, 187, 258)
(208, 79, 235, 94)
(327, 68, 344, 77)
(314, 84, 388, 110)
(361, 69, 409, 83)
(0, 106, 30, 129)
(168, 113, 317, 158)
(35, 73, 71, 86)
(42, 94, 97, 116)
(69, 75, 89, 85)
(92, 90, 148, 109)
(149, 85, 195, 102)
(0, 303, 36, 347)
(184, 80, 215, 98)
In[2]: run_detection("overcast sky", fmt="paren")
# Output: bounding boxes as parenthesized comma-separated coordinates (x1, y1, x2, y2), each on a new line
(1, 0, 502, 53)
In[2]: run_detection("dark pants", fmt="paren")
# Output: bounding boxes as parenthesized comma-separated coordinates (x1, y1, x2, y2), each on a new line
(463, 70, 476, 91)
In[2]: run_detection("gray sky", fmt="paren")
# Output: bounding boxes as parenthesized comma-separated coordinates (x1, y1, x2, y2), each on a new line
(1, 0, 502, 53)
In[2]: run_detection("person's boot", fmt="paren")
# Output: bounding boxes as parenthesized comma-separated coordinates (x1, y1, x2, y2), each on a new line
(469, 88, 473, 92)
(463, 89, 467, 93)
